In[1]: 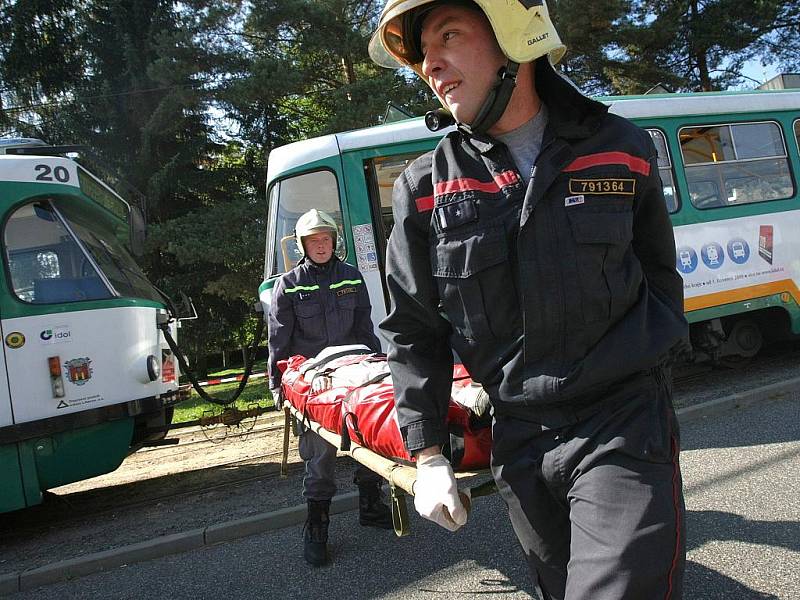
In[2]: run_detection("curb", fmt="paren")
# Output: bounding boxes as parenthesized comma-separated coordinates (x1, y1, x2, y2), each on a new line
(674, 376, 800, 422)
(0, 491, 358, 596)
(2, 379, 798, 596)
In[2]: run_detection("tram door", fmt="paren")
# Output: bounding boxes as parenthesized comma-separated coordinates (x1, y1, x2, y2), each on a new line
(363, 151, 428, 310)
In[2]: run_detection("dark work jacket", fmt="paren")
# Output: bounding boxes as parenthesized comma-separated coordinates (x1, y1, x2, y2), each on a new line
(380, 59, 690, 453)
(268, 256, 381, 388)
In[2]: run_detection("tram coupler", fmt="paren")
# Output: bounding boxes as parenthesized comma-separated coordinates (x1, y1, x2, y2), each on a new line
(389, 482, 411, 537)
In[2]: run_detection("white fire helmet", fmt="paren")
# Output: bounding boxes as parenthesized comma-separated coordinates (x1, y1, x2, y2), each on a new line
(295, 209, 338, 256)
(369, 0, 566, 73)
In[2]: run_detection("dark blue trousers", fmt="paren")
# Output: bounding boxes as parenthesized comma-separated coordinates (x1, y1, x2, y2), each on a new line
(492, 370, 685, 600)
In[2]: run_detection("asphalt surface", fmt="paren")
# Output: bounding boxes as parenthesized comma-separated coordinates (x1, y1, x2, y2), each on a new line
(4, 390, 798, 599)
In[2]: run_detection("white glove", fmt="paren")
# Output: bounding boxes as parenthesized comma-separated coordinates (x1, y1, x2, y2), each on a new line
(311, 374, 332, 394)
(413, 453, 468, 532)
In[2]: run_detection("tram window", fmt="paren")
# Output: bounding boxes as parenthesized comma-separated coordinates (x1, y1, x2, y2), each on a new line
(646, 129, 679, 213)
(4, 201, 113, 304)
(794, 120, 800, 153)
(53, 198, 162, 303)
(266, 170, 344, 277)
(368, 152, 427, 239)
(731, 123, 785, 159)
(680, 125, 735, 164)
(679, 121, 794, 208)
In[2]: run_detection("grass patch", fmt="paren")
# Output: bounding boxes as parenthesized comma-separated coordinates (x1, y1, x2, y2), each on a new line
(202, 359, 268, 379)
(172, 378, 276, 423)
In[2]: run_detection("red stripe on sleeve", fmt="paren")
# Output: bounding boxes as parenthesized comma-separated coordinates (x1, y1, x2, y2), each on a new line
(564, 151, 651, 176)
(415, 195, 434, 212)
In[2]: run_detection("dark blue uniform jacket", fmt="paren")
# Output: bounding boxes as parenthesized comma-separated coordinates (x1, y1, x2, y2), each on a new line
(380, 59, 690, 453)
(268, 256, 381, 389)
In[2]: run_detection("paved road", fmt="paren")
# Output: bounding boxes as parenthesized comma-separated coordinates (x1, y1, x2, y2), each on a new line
(11, 394, 800, 600)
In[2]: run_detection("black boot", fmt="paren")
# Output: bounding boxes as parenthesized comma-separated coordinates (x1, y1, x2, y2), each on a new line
(303, 499, 330, 567)
(357, 481, 393, 530)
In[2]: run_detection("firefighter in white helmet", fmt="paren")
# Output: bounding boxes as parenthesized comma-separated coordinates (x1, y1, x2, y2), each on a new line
(372, 2, 689, 598)
(268, 209, 392, 567)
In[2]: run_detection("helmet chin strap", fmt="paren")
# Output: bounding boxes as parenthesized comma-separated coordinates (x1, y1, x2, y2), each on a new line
(461, 60, 519, 135)
(423, 60, 520, 134)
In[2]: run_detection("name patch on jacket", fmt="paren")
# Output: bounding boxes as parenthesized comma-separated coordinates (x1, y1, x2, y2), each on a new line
(569, 178, 635, 195)
(335, 287, 358, 297)
(565, 194, 585, 207)
(435, 198, 478, 230)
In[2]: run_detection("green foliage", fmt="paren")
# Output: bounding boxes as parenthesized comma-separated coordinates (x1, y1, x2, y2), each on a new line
(552, 0, 637, 95)
(220, 0, 435, 146)
(171, 378, 273, 424)
(621, 0, 784, 92)
(753, 1, 800, 74)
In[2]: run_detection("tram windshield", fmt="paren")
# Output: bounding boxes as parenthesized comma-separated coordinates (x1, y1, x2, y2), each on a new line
(4, 197, 161, 304)
(266, 169, 345, 278)
(54, 198, 162, 303)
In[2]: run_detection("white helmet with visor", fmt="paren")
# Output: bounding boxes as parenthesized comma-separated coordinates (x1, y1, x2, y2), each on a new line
(369, 0, 565, 133)
(295, 209, 338, 257)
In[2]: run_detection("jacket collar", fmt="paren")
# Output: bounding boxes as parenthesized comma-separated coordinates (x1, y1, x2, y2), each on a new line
(301, 255, 336, 274)
(461, 58, 608, 155)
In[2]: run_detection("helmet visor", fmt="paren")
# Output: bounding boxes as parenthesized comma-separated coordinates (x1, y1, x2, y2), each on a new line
(370, 12, 424, 68)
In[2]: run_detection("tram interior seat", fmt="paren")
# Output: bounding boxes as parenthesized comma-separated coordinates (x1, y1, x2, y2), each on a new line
(33, 277, 111, 303)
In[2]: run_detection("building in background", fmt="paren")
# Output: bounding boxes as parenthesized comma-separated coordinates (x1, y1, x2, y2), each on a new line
(759, 74, 800, 90)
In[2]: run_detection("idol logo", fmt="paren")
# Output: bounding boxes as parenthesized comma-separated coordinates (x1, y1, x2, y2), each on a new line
(39, 326, 72, 344)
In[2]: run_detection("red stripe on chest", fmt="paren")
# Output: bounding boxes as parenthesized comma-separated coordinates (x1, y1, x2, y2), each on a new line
(434, 170, 520, 196)
(416, 170, 520, 213)
(564, 151, 650, 176)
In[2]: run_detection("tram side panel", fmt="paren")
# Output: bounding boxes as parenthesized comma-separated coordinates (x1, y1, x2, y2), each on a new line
(676, 212, 800, 330)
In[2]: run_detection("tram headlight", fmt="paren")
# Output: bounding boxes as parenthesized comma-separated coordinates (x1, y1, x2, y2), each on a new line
(146, 354, 160, 382)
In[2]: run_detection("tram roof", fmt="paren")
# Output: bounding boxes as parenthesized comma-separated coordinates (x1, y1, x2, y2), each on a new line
(267, 88, 800, 184)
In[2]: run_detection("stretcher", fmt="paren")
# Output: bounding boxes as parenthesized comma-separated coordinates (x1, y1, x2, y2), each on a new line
(277, 346, 497, 536)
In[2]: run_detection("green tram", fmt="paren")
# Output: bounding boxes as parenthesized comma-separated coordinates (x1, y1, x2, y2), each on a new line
(259, 88, 800, 363)
(0, 139, 185, 514)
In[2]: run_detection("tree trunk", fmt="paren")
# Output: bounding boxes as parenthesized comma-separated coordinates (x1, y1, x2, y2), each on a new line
(689, 0, 712, 91)
(342, 54, 356, 101)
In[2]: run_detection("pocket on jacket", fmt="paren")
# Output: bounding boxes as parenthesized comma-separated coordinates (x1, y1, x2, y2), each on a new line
(333, 292, 357, 335)
(334, 292, 357, 311)
(294, 300, 324, 339)
(431, 225, 519, 340)
(566, 209, 634, 325)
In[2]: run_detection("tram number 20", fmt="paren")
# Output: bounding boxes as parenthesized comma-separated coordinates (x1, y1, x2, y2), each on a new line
(34, 164, 70, 183)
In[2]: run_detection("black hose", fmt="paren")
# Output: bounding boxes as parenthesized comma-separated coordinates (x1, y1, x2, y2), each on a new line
(158, 316, 267, 406)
